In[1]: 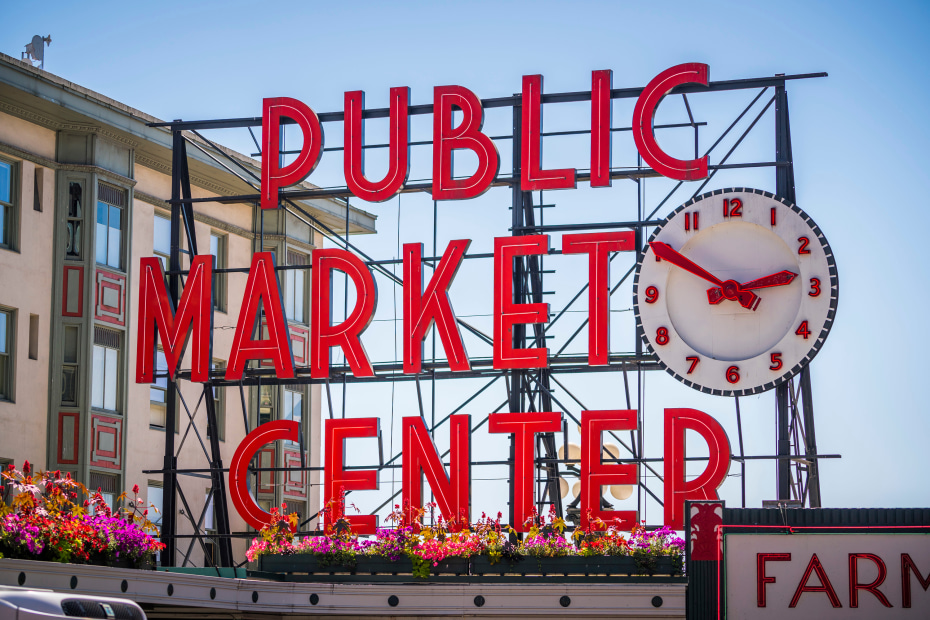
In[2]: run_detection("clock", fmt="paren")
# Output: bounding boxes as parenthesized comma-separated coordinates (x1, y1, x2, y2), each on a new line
(633, 188, 838, 396)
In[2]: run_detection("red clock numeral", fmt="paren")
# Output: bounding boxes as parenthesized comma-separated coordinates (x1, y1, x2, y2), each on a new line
(726, 365, 740, 384)
(723, 198, 742, 217)
(684, 212, 699, 232)
(798, 236, 811, 255)
(770, 352, 783, 371)
(770, 207, 777, 226)
(644, 285, 659, 304)
(795, 320, 811, 340)
(809, 277, 821, 297)
(686, 356, 699, 374)
(656, 327, 670, 345)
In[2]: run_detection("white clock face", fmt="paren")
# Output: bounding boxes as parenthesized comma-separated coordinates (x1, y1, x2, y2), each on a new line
(633, 188, 838, 396)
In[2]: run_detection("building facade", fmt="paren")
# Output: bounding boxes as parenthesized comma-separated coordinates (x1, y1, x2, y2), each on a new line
(0, 53, 376, 564)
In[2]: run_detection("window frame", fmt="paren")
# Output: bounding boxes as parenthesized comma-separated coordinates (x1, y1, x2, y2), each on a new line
(284, 250, 308, 325)
(210, 232, 227, 313)
(153, 213, 171, 272)
(0, 308, 15, 402)
(91, 332, 121, 413)
(95, 186, 125, 271)
(208, 359, 226, 441)
(0, 157, 19, 252)
(282, 386, 304, 448)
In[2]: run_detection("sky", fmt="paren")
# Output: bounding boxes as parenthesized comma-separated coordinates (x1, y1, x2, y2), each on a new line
(3, 0, 930, 526)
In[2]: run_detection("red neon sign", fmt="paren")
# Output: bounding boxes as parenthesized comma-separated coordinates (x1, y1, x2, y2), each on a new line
(403, 240, 471, 374)
(344, 87, 410, 202)
(260, 97, 323, 210)
(432, 85, 500, 200)
(310, 248, 377, 378)
(136, 255, 213, 383)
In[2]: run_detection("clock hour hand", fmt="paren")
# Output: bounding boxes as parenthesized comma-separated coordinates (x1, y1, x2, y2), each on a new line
(707, 270, 797, 305)
(650, 242, 759, 310)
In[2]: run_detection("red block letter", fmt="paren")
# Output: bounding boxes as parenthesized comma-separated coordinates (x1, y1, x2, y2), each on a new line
(849, 553, 892, 608)
(229, 420, 299, 531)
(590, 69, 613, 187)
(580, 410, 637, 531)
(401, 414, 471, 529)
(261, 97, 323, 209)
(757, 553, 791, 607)
(311, 249, 377, 378)
(902, 553, 930, 608)
(344, 87, 409, 202)
(562, 232, 635, 365)
(226, 252, 295, 380)
(632, 63, 709, 181)
(521, 75, 575, 191)
(493, 235, 550, 369)
(790, 554, 842, 608)
(488, 411, 561, 532)
(664, 408, 730, 530)
(136, 255, 213, 383)
(432, 85, 499, 200)
(324, 418, 379, 535)
(403, 240, 471, 374)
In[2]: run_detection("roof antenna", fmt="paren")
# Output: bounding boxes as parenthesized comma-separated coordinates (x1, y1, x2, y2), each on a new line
(22, 35, 52, 70)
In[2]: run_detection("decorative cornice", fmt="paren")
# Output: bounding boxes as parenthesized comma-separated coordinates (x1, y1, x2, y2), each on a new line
(0, 99, 59, 130)
(138, 190, 254, 241)
(0, 139, 57, 169)
(134, 153, 252, 201)
(59, 123, 139, 148)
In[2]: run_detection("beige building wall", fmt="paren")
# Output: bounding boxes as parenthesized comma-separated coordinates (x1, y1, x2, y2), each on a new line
(0, 111, 56, 469)
(0, 53, 365, 566)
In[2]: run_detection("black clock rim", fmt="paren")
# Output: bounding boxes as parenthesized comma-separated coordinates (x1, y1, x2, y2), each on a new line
(632, 187, 840, 398)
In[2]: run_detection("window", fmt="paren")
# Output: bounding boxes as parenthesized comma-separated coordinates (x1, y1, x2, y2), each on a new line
(91, 327, 120, 412)
(210, 233, 226, 312)
(258, 384, 275, 427)
(0, 160, 15, 249)
(146, 483, 163, 527)
(28, 315, 38, 361)
(89, 472, 118, 512)
(208, 360, 225, 441)
(149, 350, 168, 427)
(65, 182, 83, 260)
(0, 309, 13, 401)
(283, 387, 303, 447)
(284, 251, 307, 324)
(153, 214, 170, 271)
(61, 325, 80, 406)
(96, 183, 125, 270)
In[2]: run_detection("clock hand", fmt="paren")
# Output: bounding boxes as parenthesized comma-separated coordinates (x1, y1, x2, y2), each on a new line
(650, 242, 759, 310)
(649, 242, 724, 286)
(707, 270, 797, 305)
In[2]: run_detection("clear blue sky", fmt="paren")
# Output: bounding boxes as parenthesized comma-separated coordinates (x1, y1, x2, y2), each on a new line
(4, 0, 929, 523)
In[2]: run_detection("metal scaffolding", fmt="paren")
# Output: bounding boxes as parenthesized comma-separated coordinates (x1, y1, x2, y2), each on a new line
(146, 70, 833, 567)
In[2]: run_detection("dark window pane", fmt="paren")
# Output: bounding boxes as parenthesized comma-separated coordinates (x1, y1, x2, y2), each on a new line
(63, 326, 78, 363)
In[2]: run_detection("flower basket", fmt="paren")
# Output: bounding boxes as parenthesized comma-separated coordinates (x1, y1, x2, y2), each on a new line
(256, 553, 472, 576)
(472, 554, 679, 576)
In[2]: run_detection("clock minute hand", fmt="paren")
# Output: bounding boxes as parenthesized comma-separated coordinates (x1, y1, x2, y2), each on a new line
(649, 242, 724, 286)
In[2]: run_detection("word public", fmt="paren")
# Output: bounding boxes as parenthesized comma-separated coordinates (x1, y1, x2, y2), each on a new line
(261, 62, 711, 208)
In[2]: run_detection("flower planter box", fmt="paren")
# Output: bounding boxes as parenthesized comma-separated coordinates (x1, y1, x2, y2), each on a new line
(255, 554, 470, 576)
(472, 555, 679, 576)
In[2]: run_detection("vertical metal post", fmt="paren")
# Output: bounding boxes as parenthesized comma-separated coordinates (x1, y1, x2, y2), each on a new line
(800, 368, 821, 506)
(162, 130, 183, 566)
(508, 97, 523, 529)
(775, 83, 822, 504)
(203, 385, 234, 566)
